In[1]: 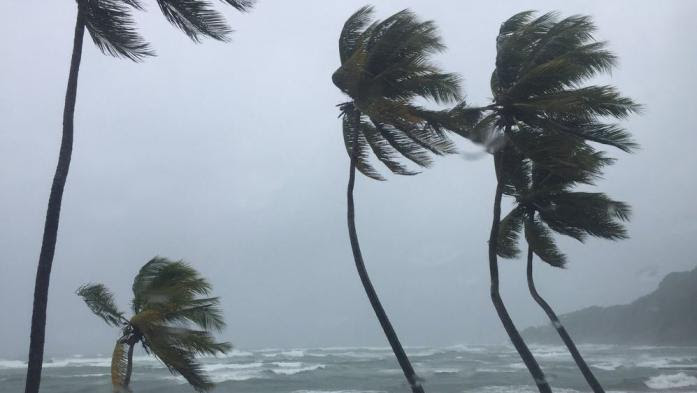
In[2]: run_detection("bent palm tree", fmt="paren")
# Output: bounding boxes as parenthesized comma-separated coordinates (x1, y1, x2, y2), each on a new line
(332, 6, 461, 393)
(26, 1, 254, 392)
(77, 257, 231, 392)
(451, 11, 639, 393)
(498, 163, 631, 393)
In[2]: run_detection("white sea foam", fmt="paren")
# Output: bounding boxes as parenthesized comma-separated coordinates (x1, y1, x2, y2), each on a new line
(291, 391, 386, 393)
(466, 386, 581, 393)
(224, 349, 254, 357)
(645, 372, 697, 389)
(273, 361, 302, 368)
(203, 362, 263, 371)
(43, 357, 112, 368)
(430, 368, 459, 374)
(0, 360, 26, 369)
(592, 359, 624, 371)
(271, 363, 325, 375)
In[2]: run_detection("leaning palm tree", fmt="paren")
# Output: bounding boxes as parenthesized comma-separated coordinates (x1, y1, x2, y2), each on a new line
(77, 257, 231, 392)
(332, 6, 461, 393)
(26, 2, 254, 392)
(497, 162, 631, 393)
(450, 11, 640, 393)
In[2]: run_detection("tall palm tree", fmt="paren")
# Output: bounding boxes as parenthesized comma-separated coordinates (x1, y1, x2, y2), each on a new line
(450, 11, 639, 393)
(77, 257, 231, 392)
(332, 6, 461, 393)
(26, 1, 254, 392)
(497, 162, 631, 393)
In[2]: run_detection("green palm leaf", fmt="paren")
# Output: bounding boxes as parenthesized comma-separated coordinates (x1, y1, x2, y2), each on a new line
(82, 0, 153, 61)
(77, 284, 125, 327)
(525, 216, 567, 267)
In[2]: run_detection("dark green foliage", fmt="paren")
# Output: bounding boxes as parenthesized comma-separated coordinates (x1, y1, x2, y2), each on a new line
(81, 0, 153, 61)
(76, 284, 125, 327)
(333, 6, 462, 180)
(453, 11, 640, 167)
(81, 0, 257, 62)
(156, 0, 232, 42)
(498, 161, 632, 267)
(77, 257, 230, 392)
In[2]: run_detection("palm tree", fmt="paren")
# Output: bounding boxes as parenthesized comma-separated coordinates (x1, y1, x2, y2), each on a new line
(450, 11, 640, 393)
(332, 6, 461, 393)
(77, 257, 231, 392)
(26, 2, 254, 392)
(497, 161, 631, 393)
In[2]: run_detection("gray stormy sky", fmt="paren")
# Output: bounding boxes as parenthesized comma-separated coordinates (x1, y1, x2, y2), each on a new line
(1, 0, 697, 359)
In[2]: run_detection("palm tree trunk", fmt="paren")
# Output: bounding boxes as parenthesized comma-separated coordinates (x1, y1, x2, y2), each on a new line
(346, 126, 425, 393)
(123, 342, 135, 388)
(25, 9, 85, 393)
(488, 153, 551, 393)
(526, 242, 605, 393)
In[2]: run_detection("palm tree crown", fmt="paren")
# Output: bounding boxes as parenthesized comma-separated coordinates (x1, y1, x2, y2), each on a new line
(333, 6, 462, 180)
(454, 10, 641, 168)
(77, 257, 231, 392)
(498, 163, 631, 265)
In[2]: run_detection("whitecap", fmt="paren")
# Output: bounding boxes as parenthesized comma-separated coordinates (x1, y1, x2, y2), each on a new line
(203, 362, 263, 372)
(0, 360, 26, 369)
(271, 364, 325, 375)
(645, 372, 697, 389)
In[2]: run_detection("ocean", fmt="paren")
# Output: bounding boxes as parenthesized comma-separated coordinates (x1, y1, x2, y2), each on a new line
(1, 345, 696, 392)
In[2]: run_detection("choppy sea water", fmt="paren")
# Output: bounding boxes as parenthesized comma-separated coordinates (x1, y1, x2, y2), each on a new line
(1, 345, 696, 392)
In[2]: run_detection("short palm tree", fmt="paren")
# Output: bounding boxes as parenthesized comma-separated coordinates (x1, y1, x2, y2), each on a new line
(77, 257, 231, 392)
(26, 2, 254, 392)
(332, 6, 461, 393)
(498, 162, 631, 393)
(451, 11, 640, 393)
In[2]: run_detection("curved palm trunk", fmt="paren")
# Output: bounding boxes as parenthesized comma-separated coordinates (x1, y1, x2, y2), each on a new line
(489, 153, 551, 393)
(526, 244, 605, 393)
(346, 129, 425, 393)
(25, 10, 85, 393)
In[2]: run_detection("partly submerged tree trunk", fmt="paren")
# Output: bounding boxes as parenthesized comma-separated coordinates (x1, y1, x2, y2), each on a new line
(25, 10, 85, 393)
(526, 243, 605, 393)
(488, 153, 551, 393)
(346, 127, 425, 393)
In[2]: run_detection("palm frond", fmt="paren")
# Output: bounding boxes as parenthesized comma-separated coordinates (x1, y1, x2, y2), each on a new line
(498, 205, 525, 258)
(145, 327, 229, 392)
(540, 192, 631, 240)
(77, 284, 125, 327)
(156, 0, 232, 42)
(132, 257, 211, 314)
(81, 0, 154, 61)
(339, 5, 374, 63)
(341, 107, 385, 180)
(219, 0, 255, 12)
(362, 117, 419, 176)
(525, 216, 566, 267)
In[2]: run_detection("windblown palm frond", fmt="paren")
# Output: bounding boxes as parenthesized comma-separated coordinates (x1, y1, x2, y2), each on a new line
(333, 6, 462, 179)
(77, 284, 125, 327)
(156, 0, 231, 42)
(81, 0, 154, 61)
(497, 162, 631, 267)
(454, 11, 640, 173)
(155, 0, 256, 42)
